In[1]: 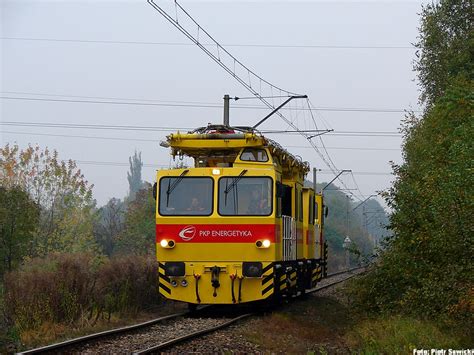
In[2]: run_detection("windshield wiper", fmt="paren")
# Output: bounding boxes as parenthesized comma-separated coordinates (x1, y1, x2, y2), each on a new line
(166, 169, 189, 206)
(224, 170, 248, 208)
(224, 170, 248, 195)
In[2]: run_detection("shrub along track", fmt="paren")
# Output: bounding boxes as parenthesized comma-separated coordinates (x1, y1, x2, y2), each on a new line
(19, 267, 365, 354)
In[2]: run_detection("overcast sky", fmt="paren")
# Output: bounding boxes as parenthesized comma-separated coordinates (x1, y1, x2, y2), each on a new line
(1, 0, 426, 207)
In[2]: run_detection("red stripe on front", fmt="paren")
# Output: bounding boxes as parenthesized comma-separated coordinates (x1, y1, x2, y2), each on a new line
(156, 224, 276, 243)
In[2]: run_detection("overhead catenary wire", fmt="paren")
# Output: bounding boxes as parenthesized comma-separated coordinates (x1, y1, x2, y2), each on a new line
(350, 171, 366, 201)
(285, 145, 401, 152)
(260, 129, 400, 136)
(1, 121, 192, 132)
(76, 160, 169, 168)
(0, 121, 402, 136)
(0, 94, 420, 114)
(2, 3, 399, 202)
(1, 37, 416, 50)
(55, 159, 390, 177)
(2, 130, 401, 151)
(0, 88, 399, 204)
(366, 214, 387, 226)
(305, 98, 362, 200)
(145, 0, 395, 202)
(2, 130, 161, 143)
(147, 0, 300, 97)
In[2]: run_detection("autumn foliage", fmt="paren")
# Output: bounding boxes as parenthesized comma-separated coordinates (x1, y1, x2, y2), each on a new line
(0, 144, 98, 259)
(347, 0, 473, 325)
(4, 253, 161, 331)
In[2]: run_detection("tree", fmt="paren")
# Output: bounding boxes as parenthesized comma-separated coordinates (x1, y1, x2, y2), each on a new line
(127, 151, 143, 201)
(414, 0, 473, 108)
(93, 198, 125, 256)
(348, 0, 473, 322)
(115, 183, 155, 255)
(304, 180, 382, 270)
(0, 187, 39, 274)
(0, 144, 99, 256)
(352, 81, 473, 320)
(322, 187, 376, 270)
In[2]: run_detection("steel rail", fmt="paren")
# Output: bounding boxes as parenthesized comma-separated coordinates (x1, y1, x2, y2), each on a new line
(135, 268, 367, 353)
(327, 266, 366, 278)
(134, 313, 254, 354)
(308, 266, 366, 295)
(309, 274, 359, 294)
(18, 310, 190, 354)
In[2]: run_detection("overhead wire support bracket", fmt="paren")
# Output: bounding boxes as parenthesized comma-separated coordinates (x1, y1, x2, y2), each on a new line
(353, 194, 376, 211)
(322, 170, 352, 192)
(307, 129, 334, 139)
(253, 95, 307, 129)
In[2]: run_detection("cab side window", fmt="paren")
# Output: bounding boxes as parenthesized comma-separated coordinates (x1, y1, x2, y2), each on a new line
(240, 148, 269, 162)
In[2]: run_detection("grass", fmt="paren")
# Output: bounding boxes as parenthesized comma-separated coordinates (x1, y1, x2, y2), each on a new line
(345, 316, 470, 354)
(237, 284, 470, 354)
(1, 282, 21, 354)
(240, 295, 354, 353)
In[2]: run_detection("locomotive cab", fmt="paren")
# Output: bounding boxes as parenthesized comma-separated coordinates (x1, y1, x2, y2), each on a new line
(155, 126, 327, 305)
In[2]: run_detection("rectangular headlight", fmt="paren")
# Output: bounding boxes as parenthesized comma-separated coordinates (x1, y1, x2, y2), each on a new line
(242, 262, 263, 277)
(165, 262, 185, 277)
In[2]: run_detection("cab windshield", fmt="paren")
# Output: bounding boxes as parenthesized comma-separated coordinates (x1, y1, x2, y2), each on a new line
(159, 177, 213, 216)
(218, 176, 272, 216)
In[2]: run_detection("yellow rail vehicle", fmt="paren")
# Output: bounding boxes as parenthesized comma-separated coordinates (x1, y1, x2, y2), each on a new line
(154, 125, 327, 307)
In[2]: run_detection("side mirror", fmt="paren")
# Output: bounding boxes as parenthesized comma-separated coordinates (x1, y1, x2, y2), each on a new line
(153, 182, 157, 200)
(325, 206, 329, 218)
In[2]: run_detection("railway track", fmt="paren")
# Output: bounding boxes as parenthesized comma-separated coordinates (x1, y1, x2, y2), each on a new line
(18, 311, 191, 354)
(309, 266, 366, 294)
(19, 267, 365, 354)
(134, 313, 253, 354)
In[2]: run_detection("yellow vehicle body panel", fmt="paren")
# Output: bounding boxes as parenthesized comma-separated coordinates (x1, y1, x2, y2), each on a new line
(303, 188, 317, 260)
(154, 133, 326, 305)
(156, 166, 280, 304)
(158, 261, 275, 304)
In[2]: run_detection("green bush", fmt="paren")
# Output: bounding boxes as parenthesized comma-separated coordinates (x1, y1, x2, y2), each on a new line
(4, 253, 162, 331)
(4, 253, 96, 330)
(96, 255, 161, 318)
(347, 0, 473, 327)
(347, 80, 473, 326)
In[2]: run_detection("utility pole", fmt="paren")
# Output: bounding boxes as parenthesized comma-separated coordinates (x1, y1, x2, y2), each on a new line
(223, 94, 230, 126)
(346, 195, 350, 237)
(363, 205, 367, 234)
(343, 236, 352, 269)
